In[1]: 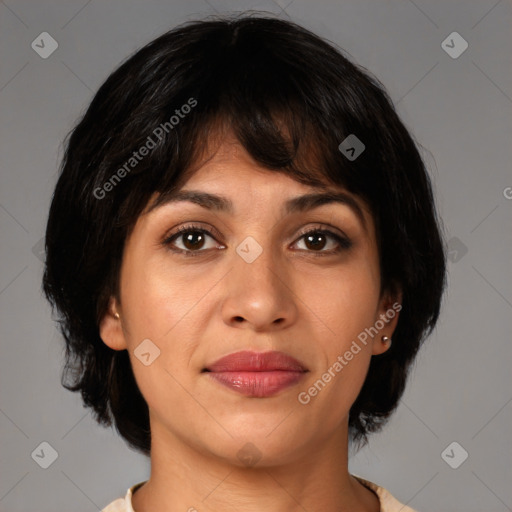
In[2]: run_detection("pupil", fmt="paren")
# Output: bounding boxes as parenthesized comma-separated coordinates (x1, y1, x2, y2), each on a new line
(184, 232, 204, 250)
(306, 233, 325, 250)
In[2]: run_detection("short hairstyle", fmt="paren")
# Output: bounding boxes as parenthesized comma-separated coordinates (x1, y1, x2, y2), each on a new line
(42, 14, 446, 455)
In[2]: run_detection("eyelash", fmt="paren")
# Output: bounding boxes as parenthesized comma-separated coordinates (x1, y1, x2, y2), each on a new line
(162, 223, 352, 258)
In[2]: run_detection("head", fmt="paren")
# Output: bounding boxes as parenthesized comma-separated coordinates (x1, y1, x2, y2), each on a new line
(43, 14, 446, 460)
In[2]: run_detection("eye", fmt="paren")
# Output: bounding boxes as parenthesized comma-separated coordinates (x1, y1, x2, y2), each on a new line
(162, 224, 223, 256)
(162, 224, 352, 257)
(292, 227, 352, 255)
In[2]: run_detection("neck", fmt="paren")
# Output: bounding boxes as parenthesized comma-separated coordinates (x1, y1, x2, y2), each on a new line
(131, 418, 379, 512)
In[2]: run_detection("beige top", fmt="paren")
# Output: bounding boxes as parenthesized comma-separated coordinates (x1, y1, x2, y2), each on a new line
(101, 475, 418, 512)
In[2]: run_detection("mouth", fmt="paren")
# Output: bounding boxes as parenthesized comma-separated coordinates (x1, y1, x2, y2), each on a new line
(202, 350, 308, 398)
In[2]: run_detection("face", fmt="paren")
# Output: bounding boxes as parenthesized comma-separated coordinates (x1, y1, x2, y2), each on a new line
(100, 136, 400, 466)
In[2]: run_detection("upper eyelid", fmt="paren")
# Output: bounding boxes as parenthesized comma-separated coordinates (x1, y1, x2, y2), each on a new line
(169, 221, 347, 236)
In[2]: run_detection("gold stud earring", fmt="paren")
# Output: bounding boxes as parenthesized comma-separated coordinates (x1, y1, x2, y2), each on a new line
(114, 312, 120, 320)
(381, 336, 392, 348)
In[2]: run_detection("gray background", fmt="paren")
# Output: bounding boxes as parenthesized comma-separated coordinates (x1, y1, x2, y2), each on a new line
(1, 0, 511, 511)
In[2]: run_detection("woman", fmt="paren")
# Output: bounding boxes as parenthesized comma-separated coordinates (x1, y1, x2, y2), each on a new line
(43, 14, 446, 512)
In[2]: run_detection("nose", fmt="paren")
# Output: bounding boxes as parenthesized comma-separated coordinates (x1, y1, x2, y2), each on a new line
(221, 235, 298, 332)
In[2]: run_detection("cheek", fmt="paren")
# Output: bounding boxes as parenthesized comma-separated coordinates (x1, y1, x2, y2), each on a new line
(120, 253, 180, 332)
(294, 255, 380, 412)
(119, 250, 217, 365)
(299, 261, 380, 346)
(117, 255, 210, 416)
(298, 287, 376, 427)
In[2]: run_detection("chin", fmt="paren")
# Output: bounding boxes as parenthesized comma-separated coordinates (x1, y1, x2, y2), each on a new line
(200, 422, 314, 469)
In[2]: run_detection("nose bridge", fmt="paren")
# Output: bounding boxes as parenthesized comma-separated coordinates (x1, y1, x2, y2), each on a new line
(234, 230, 282, 292)
(223, 227, 295, 328)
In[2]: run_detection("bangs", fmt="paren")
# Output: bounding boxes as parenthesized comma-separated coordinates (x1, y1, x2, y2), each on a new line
(149, 109, 345, 213)
(98, 19, 384, 226)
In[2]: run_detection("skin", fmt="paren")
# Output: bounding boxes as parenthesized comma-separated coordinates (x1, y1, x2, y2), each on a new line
(100, 135, 401, 512)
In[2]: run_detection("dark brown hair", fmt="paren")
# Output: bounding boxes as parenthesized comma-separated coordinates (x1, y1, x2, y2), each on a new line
(43, 14, 446, 455)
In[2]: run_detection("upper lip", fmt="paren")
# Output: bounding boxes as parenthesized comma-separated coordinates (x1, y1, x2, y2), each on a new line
(204, 350, 308, 372)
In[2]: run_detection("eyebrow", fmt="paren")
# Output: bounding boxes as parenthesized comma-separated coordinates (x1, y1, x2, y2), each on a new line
(155, 189, 367, 230)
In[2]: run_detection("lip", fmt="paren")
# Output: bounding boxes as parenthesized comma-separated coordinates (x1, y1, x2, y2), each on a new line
(203, 350, 308, 398)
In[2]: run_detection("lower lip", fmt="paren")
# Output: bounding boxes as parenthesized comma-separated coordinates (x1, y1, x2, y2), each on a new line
(206, 371, 306, 397)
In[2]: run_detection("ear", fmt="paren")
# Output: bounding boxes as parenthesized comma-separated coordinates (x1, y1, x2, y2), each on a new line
(371, 286, 403, 356)
(99, 296, 128, 351)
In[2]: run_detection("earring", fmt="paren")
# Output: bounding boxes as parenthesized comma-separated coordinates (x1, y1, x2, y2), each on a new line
(114, 312, 120, 320)
(381, 336, 392, 348)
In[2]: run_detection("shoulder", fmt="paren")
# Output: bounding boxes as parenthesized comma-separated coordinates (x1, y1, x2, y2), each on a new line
(352, 474, 420, 512)
(101, 481, 147, 512)
(101, 497, 127, 512)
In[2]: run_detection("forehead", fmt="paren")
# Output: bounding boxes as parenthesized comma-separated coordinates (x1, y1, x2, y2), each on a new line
(144, 127, 376, 230)
(149, 144, 369, 232)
